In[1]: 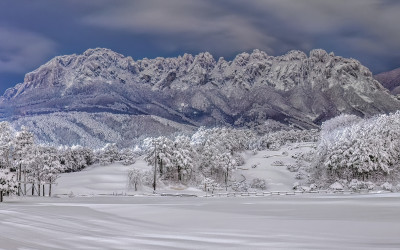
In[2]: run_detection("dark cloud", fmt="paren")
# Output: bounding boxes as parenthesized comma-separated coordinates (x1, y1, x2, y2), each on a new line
(0, 0, 400, 94)
(80, 0, 400, 67)
(82, 0, 277, 55)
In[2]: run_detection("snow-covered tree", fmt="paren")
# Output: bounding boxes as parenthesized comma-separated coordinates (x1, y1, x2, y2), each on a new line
(119, 148, 137, 166)
(60, 146, 94, 172)
(0, 169, 17, 202)
(127, 168, 142, 191)
(97, 143, 120, 165)
(38, 146, 63, 196)
(169, 135, 196, 183)
(0, 122, 15, 169)
(312, 111, 400, 187)
(191, 127, 249, 185)
(13, 127, 35, 196)
(144, 136, 174, 178)
(216, 152, 236, 190)
(202, 177, 220, 193)
(144, 135, 197, 184)
(253, 129, 319, 151)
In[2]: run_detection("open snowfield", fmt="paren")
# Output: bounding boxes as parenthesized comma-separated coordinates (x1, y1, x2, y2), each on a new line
(2, 142, 400, 249)
(2, 194, 400, 249)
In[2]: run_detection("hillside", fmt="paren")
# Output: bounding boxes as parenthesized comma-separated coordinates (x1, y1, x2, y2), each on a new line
(11, 112, 195, 148)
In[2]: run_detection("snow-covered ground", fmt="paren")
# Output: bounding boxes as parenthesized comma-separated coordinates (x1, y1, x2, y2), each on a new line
(2, 195, 400, 249)
(3, 142, 400, 249)
(55, 142, 314, 196)
(55, 163, 133, 195)
(237, 142, 314, 191)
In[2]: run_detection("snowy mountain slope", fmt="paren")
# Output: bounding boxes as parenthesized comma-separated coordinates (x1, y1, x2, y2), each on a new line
(375, 67, 400, 95)
(1, 48, 399, 146)
(11, 112, 196, 148)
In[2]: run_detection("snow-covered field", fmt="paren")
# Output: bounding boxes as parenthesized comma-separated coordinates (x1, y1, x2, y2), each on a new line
(2, 143, 400, 249)
(2, 195, 400, 249)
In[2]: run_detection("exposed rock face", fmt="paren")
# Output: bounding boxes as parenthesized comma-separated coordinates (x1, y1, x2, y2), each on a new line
(1, 48, 399, 146)
(375, 67, 400, 95)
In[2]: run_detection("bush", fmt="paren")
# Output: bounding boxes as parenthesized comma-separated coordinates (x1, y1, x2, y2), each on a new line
(250, 178, 267, 190)
(348, 179, 375, 191)
(287, 164, 300, 172)
(381, 182, 393, 192)
(272, 160, 284, 166)
(231, 181, 249, 192)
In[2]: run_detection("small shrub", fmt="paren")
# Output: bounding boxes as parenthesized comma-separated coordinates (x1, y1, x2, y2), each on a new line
(231, 181, 249, 192)
(287, 164, 300, 172)
(381, 182, 393, 192)
(250, 178, 267, 190)
(272, 160, 284, 166)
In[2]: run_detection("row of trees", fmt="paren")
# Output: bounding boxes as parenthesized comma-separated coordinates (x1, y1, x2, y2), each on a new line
(140, 127, 252, 191)
(0, 123, 95, 200)
(250, 129, 319, 151)
(127, 126, 321, 192)
(0, 122, 137, 201)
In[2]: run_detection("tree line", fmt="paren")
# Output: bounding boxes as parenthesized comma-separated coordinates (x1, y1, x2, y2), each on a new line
(0, 122, 136, 202)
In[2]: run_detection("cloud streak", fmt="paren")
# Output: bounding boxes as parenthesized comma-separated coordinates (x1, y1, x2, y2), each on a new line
(82, 0, 277, 56)
(0, 27, 56, 73)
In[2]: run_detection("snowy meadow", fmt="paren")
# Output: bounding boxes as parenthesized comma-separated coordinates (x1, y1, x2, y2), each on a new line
(2, 195, 400, 249)
(2, 113, 400, 249)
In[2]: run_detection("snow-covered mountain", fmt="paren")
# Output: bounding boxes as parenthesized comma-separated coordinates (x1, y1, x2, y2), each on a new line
(1, 48, 399, 146)
(375, 67, 400, 95)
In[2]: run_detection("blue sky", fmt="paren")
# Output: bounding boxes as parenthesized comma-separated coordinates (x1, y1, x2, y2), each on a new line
(1, 0, 400, 94)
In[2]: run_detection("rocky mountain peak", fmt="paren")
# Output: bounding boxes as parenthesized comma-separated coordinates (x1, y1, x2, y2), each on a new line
(5, 47, 383, 97)
(1, 48, 398, 136)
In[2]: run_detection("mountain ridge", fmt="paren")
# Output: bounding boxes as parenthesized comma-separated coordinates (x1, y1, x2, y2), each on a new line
(374, 67, 400, 95)
(1, 48, 399, 147)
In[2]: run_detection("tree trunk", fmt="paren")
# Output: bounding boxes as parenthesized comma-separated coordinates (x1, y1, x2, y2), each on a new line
(134, 183, 137, 192)
(38, 184, 41, 197)
(23, 166, 27, 195)
(153, 144, 157, 191)
(42, 185, 45, 197)
(32, 183, 35, 196)
(225, 168, 229, 191)
(49, 183, 52, 197)
(0, 190, 3, 202)
(178, 166, 181, 182)
(17, 164, 22, 196)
